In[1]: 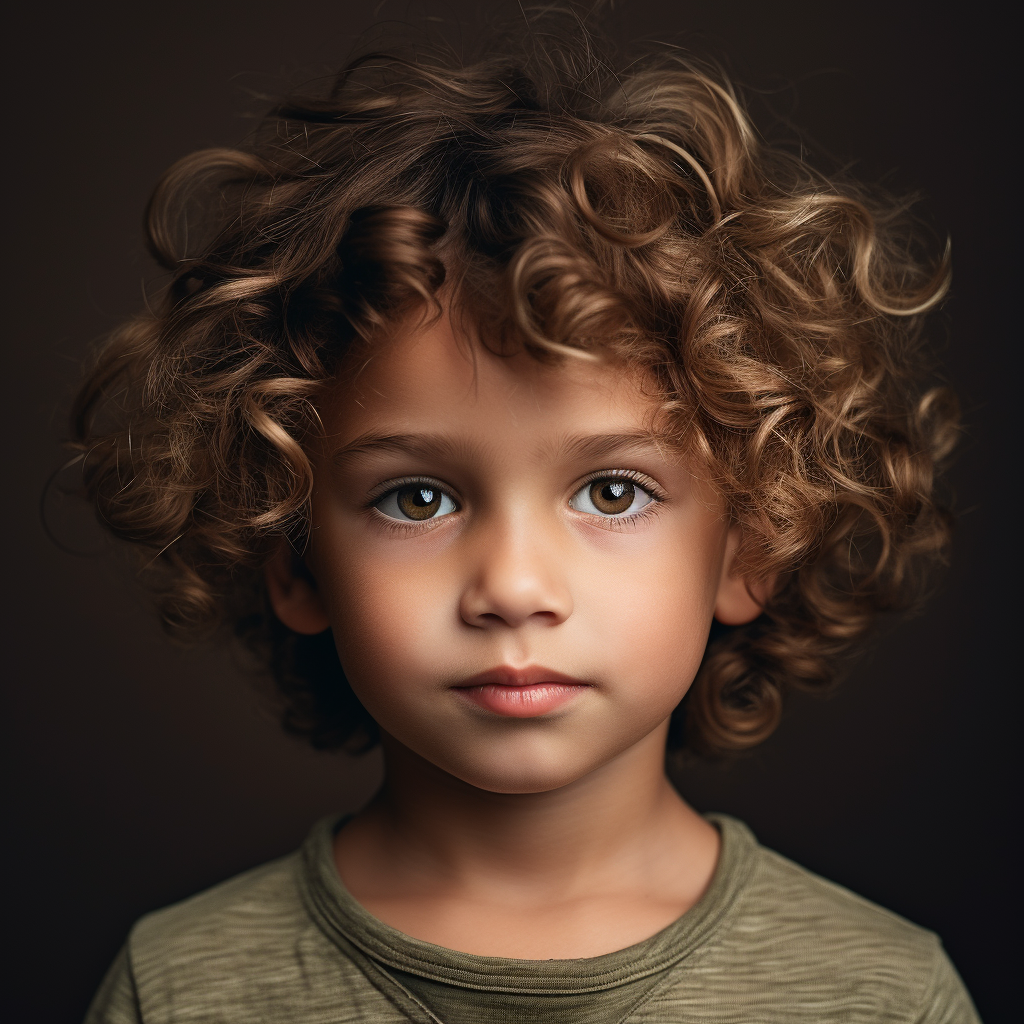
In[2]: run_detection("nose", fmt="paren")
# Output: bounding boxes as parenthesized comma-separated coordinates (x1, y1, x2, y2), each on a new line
(459, 516, 574, 629)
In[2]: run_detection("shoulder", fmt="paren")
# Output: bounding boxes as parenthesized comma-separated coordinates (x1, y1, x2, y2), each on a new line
(129, 851, 309, 964)
(739, 823, 937, 954)
(86, 825, 404, 1024)
(85, 853, 314, 1024)
(124, 852, 341, 1020)
(680, 816, 980, 1023)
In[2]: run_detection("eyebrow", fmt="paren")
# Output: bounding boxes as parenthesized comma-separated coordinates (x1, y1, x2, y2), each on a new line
(331, 432, 467, 467)
(330, 429, 669, 467)
(554, 429, 670, 463)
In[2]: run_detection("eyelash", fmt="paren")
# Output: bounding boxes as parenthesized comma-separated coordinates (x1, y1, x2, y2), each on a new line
(365, 476, 459, 534)
(571, 470, 667, 531)
(365, 470, 667, 532)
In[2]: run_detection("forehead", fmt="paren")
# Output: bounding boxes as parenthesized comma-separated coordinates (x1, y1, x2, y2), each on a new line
(322, 312, 665, 445)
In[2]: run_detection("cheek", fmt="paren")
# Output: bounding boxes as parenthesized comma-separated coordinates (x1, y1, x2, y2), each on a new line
(314, 536, 458, 695)
(579, 525, 723, 694)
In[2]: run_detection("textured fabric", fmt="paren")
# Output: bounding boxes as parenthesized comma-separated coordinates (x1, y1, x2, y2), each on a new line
(85, 815, 980, 1023)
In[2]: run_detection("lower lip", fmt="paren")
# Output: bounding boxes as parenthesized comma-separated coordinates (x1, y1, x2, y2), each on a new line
(455, 683, 590, 718)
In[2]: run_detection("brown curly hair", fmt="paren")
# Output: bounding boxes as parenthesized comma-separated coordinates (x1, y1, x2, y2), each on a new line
(71, 19, 956, 759)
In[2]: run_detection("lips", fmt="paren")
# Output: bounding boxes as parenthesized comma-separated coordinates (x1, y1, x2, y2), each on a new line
(453, 666, 591, 718)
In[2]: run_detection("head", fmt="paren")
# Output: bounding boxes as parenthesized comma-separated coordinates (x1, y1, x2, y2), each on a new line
(264, 305, 765, 792)
(72, 19, 956, 767)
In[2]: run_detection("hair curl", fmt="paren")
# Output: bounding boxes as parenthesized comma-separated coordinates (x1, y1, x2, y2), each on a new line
(72, 18, 956, 758)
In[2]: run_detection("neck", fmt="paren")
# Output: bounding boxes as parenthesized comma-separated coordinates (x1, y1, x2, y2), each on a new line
(336, 723, 713, 902)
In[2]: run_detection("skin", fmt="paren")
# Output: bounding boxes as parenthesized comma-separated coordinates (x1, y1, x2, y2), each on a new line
(267, 308, 764, 959)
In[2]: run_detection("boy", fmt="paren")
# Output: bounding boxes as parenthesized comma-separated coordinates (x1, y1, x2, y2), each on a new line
(78, 18, 977, 1023)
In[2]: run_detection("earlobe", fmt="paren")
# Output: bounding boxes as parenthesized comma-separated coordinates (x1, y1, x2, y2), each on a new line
(713, 526, 771, 626)
(265, 543, 332, 635)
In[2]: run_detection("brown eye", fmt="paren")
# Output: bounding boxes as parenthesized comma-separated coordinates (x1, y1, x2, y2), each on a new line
(569, 476, 655, 517)
(591, 480, 634, 514)
(398, 486, 441, 520)
(376, 483, 457, 522)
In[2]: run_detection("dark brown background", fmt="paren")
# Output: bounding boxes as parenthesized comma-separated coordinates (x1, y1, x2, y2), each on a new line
(4, 1, 1016, 1020)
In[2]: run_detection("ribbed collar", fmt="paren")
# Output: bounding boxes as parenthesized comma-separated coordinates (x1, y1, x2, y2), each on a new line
(298, 812, 754, 996)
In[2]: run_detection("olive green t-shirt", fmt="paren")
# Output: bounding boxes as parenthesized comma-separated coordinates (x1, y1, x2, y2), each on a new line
(85, 815, 979, 1023)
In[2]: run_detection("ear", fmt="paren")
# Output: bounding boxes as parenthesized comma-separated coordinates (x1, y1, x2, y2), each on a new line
(713, 526, 772, 626)
(264, 542, 331, 635)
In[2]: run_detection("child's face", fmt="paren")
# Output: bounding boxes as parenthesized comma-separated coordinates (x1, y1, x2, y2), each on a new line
(273, 311, 760, 794)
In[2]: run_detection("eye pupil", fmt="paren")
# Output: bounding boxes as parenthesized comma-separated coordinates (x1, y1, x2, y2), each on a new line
(397, 485, 442, 520)
(591, 479, 635, 514)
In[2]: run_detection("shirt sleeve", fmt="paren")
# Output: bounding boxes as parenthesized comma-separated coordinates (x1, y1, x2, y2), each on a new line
(913, 943, 982, 1024)
(83, 944, 143, 1024)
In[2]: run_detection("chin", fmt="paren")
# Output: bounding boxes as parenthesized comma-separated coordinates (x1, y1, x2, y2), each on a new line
(439, 738, 616, 795)
(458, 768, 581, 795)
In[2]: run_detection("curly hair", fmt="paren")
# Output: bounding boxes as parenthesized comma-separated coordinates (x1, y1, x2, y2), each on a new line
(71, 19, 956, 759)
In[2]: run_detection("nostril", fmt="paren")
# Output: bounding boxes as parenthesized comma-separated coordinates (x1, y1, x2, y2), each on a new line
(458, 548, 574, 628)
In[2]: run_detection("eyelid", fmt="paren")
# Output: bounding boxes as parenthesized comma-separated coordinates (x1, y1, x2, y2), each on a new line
(365, 475, 461, 508)
(366, 476, 462, 530)
(364, 470, 665, 530)
(574, 468, 667, 501)
(568, 469, 666, 526)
